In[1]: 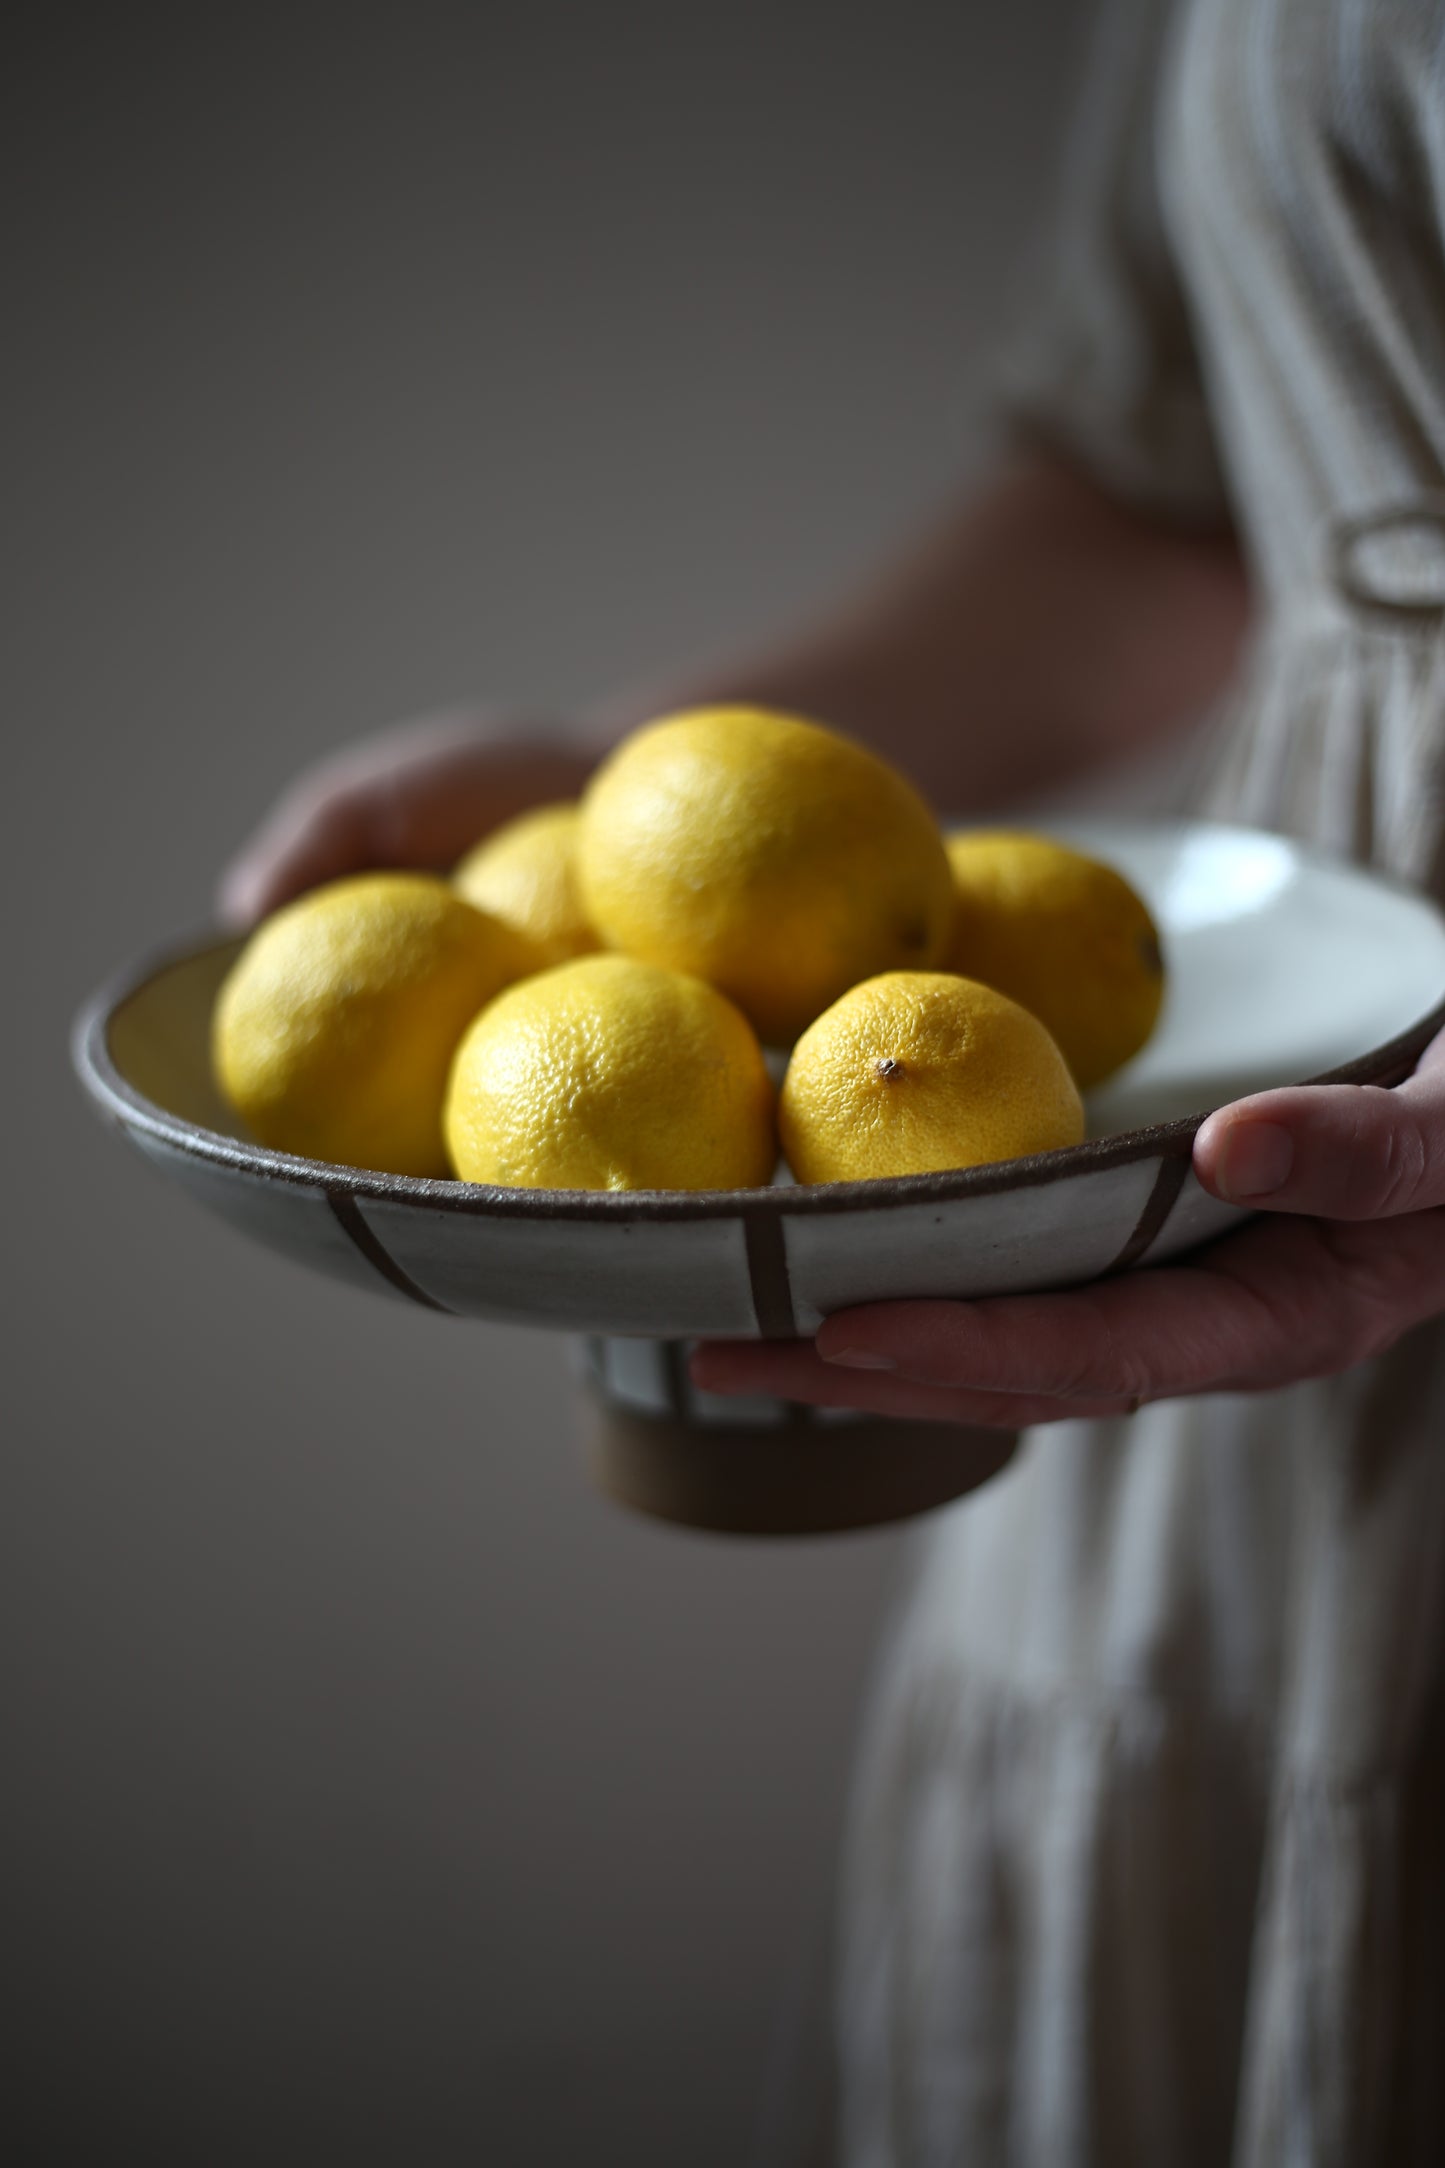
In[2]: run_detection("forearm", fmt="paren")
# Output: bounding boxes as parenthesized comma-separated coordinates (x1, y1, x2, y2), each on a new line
(223, 454, 1249, 922)
(591, 453, 1251, 810)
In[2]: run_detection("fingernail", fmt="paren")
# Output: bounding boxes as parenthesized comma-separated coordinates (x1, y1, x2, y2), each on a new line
(820, 1348, 897, 1371)
(1215, 1120, 1294, 1201)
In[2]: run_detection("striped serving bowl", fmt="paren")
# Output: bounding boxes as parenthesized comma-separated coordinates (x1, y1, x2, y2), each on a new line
(74, 820, 1445, 1531)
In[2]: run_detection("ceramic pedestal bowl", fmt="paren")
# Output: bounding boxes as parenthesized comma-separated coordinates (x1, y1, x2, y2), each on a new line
(75, 821, 1445, 1535)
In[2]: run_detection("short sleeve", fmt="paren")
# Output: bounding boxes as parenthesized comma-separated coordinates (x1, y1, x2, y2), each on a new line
(997, 0, 1232, 524)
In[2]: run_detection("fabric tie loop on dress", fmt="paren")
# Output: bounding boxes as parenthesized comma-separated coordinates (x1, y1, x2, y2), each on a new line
(1327, 498, 1445, 630)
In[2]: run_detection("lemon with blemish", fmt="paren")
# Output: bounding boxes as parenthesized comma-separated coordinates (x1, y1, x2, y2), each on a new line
(779, 970, 1084, 1184)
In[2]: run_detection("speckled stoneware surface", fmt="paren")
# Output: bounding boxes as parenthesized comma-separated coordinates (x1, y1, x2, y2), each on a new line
(75, 823, 1445, 1359)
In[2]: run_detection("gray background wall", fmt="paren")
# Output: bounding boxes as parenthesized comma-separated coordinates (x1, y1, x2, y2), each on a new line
(7, 6, 1080, 2161)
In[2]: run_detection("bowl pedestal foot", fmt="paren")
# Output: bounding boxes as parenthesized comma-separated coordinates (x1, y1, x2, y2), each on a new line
(576, 1337, 1017, 1537)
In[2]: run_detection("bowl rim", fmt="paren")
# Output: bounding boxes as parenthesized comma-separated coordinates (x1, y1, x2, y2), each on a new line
(73, 821, 1445, 1226)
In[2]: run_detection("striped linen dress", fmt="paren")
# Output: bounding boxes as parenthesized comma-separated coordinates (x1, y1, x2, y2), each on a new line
(837, 2, 1445, 2162)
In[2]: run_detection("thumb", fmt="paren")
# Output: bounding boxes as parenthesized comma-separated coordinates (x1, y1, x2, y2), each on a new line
(1194, 1024, 1445, 1220)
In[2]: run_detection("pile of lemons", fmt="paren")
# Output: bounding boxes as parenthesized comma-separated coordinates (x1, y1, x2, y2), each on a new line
(213, 708, 1164, 1190)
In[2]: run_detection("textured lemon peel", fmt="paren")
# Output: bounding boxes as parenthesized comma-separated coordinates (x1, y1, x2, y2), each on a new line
(577, 707, 954, 1046)
(445, 954, 776, 1192)
(944, 831, 1165, 1089)
(779, 971, 1084, 1185)
(213, 873, 539, 1176)
(453, 802, 602, 966)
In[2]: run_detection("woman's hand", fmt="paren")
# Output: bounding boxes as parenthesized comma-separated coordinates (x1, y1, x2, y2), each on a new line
(690, 1024, 1445, 1426)
(217, 707, 599, 928)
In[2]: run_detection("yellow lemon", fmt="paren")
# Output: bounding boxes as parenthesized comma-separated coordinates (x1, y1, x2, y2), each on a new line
(576, 707, 954, 1046)
(213, 873, 540, 1176)
(453, 801, 601, 965)
(945, 831, 1165, 1089)
(779, 970, 1084, 1184)
(445, 953, 776, 1191)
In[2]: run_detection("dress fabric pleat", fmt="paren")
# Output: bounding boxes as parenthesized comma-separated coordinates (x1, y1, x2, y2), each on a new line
(838, 3, 1445, 2161)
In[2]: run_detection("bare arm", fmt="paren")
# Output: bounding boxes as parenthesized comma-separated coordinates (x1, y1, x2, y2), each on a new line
(630, 452, 1249, 810)
(220, 451, 1249, 924)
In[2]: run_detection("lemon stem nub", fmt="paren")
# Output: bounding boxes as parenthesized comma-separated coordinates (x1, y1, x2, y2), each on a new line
(876, 1056, 903, 1080)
